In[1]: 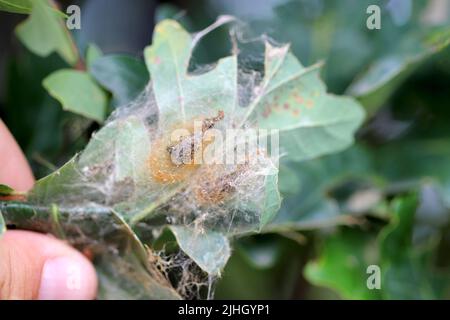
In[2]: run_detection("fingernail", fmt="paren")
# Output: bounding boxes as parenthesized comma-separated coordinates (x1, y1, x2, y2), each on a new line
(38, 256, 96, 300)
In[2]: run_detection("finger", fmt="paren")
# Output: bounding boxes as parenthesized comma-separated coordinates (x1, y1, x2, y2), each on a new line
(0, 120, 35, 191)
(0, 230, 97, 300)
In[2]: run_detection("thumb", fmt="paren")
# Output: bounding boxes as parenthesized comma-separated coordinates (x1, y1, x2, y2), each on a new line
(0, 230, 97, 300)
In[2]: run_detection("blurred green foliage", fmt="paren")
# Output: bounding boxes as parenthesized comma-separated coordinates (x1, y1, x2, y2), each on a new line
(1, 0, 450, 299)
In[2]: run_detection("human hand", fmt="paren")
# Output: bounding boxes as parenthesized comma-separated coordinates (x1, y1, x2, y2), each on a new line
(0, 120, 97, 300)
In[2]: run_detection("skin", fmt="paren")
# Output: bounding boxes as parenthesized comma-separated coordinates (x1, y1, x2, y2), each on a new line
(0, 120, 98, 300)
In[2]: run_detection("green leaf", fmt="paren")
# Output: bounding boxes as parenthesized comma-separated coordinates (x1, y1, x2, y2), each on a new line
(43, 69, 107, 123)
(348, 27, 450, 115)
(265, 145, 374, 232)
(236, 236, 289, 270)
(90, 55, 149, 107)
(96, 250, 181, 300)
(155, 3, 181, 23)
(0, 201, 181, 299)
(245, 43, 365, 161)
(144, 19, 237, 123)
(304, 227, 381, 299)
(15, 0, 78, 65)
(374, 139, 450, 206)
(379, 195, 419, 263)
(170, 226, 231, 276)
(260, 172, 281, 229)
(76, 115, 157, 220)
(377, 194, 449, 299)
(0, 0, 67, 16)
(0, 184, 15, 196)
(2, 17, 372, 299)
